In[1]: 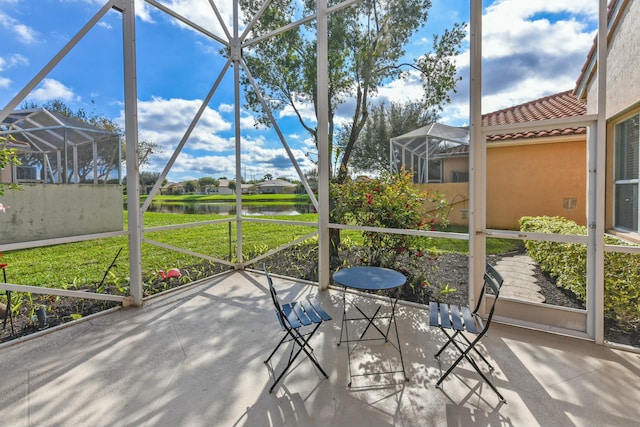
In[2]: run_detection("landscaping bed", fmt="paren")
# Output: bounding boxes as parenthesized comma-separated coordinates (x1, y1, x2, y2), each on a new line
(1, 245, 637, 347)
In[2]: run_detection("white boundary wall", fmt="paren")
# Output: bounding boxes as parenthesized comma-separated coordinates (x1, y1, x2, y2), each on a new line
(0, 184, 123, 244)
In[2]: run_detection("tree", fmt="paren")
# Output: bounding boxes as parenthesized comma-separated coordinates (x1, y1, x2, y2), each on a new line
(228, 180, 237, 193)
(184, 181, 197, 193)
(240, 0, 465, 183)
(198, 177, 219, 193)
(140, 172, 166, 194)
(263, 173, 273, 181)
(348, 101, 438, 175)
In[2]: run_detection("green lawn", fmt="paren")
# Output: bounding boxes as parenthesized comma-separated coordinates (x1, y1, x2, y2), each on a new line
(0, 213, 520, 292)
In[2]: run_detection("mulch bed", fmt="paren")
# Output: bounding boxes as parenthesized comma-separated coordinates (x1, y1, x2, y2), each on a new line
(2, 246, 638, 347)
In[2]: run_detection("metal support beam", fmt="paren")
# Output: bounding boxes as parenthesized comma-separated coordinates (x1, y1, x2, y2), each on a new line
(468, 0, 485, 309)
(122, 0, 143, 306)
(233, 0, 243, 268)
(317, 0, 330, 290)
(590, 0, 608, 344)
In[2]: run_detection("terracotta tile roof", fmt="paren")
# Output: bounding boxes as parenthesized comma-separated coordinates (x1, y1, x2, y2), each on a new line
(482, 90, 586, 142)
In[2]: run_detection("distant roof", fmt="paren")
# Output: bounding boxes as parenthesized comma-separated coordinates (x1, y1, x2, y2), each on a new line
(1, 108, 119, 153)
(390, 123, 469, 160)
(482, 90, 587, 142)
(257, 179, 296, 188)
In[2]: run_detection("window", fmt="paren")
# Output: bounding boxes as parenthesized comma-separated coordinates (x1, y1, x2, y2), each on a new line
(614, 113, 640, 231)
(427, 159, 443, 183)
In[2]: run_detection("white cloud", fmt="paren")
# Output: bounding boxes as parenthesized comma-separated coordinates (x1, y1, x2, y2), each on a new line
(126, 98, 314, 181)
(374, 71, 425, 106)
(133, 97, 233, 154)
(3, 53, 27, 70)
(218, 103, 234, 113)
(0, 76, 10, 89)
(279, 97, 317, 124)
(135, 1, 154, 23)
(146, 0, 235, 38)
(0, 11, 38, 44)
(146, 151, 238, 181)
(97, 21, 112, 30)
(369, 0, 598, 126)
(27, 79, 78, 102)
(445, 0, 598, 124)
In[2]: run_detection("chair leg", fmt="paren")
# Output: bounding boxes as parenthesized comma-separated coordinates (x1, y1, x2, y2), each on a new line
(265, 332, 290, 364)
(434, 328, 461, 358)
(435, 333, 505, 403)
(269, 336, 309, 393)
(465, 351, 506, 403)
(457, 331, 495, 371)
(267, 323, 328, 393)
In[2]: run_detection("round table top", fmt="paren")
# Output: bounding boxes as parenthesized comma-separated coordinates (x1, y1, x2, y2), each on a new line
(333, 266, 406, 291)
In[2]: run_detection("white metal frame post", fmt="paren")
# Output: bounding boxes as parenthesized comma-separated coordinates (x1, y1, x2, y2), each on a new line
(233, 0, 244, 268)
(589, 0, 607, 343)
(468, 0, 485, 308)
(122, 0, 143, 306)
(317, 0, 330, 290)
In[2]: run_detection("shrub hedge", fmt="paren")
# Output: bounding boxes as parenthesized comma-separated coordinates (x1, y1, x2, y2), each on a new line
(520, 216, 640, 328)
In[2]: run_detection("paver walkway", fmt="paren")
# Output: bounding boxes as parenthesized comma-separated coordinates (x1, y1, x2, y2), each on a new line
(493, 254, 545, 303)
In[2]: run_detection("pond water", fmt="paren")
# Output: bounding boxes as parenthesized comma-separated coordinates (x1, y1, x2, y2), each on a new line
(145, 202, 312, 216)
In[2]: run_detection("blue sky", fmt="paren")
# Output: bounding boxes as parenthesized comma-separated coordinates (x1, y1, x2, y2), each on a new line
(0, 0, 599, 183)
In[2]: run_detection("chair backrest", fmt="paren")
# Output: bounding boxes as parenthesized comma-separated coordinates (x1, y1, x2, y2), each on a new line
(479, 271, 502, 334)
(264, 265, 283, 315)
(485, 263, 504, 286)
(471, 264, 504, 314)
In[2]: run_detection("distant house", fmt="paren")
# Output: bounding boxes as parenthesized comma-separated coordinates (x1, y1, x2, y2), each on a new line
(160, 182, 185, 195)
(210, 179, 235, 195)
(241, 183, 258, 194)
(396, 90, 587, 229)
(257, 179, 296, 194)
(574, 0, 640, 241)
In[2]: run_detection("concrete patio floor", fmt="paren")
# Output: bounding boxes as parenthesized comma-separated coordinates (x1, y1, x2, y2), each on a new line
(1, 270, 639, 427)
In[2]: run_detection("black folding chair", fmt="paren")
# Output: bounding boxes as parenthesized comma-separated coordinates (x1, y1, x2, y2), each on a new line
(429, 265, 506, 403)
(263, 266, 332, 393)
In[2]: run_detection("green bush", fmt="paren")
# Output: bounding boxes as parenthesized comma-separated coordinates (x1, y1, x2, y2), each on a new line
(331, 171, 448, 267)
(520, 216, 640, 328)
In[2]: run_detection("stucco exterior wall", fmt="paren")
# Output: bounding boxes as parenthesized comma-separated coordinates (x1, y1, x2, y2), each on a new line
(0, 166, 10, 183)
(416, 182, 469, 226)
(0, 184, 123, 244)
(486, 139, 586, 229)
(419, 138, 587, 230)
(585, 0, 640, 117)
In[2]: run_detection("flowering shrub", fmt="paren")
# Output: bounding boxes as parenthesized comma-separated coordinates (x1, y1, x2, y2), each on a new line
(332, 170, 449, 267)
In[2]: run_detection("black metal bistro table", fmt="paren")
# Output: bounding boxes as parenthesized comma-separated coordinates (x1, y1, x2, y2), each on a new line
(333, 266, 409, 387)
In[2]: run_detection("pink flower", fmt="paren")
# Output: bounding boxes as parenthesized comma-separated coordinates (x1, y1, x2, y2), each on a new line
(0, 202, 10, 213)
(416, 250, 423, 257)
